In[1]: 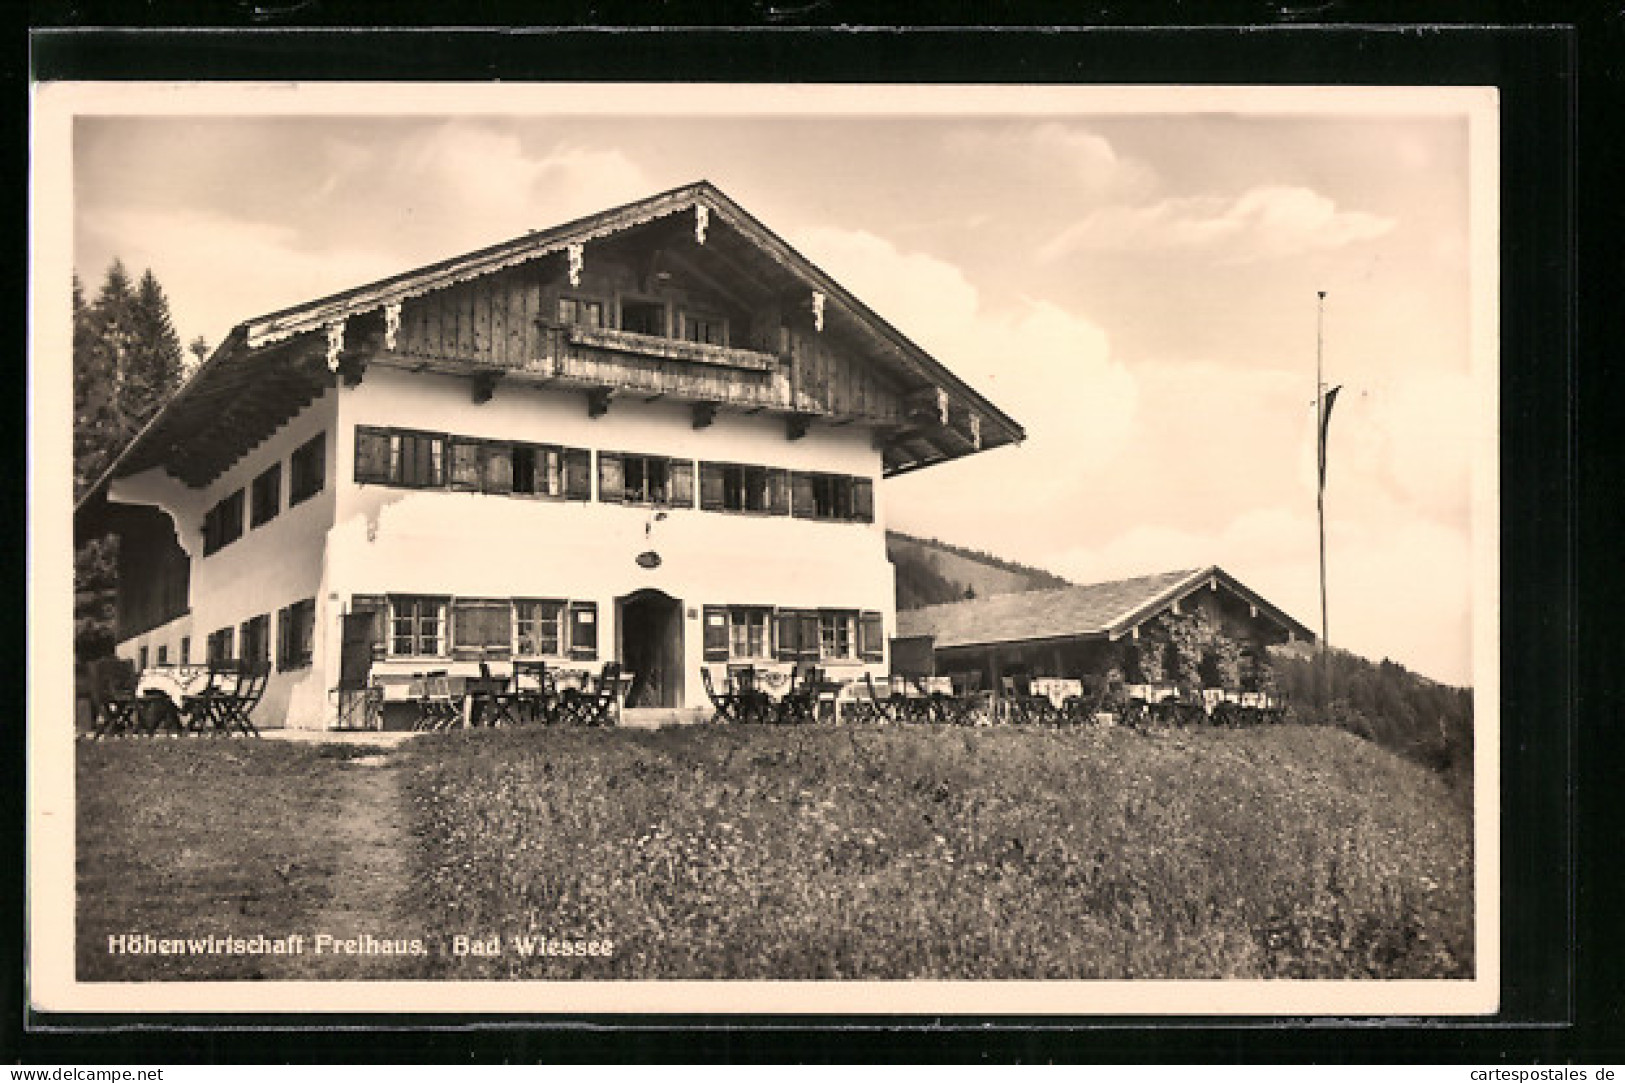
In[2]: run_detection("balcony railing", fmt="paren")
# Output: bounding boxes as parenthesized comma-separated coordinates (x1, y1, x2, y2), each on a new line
(564, 325, 781, 372)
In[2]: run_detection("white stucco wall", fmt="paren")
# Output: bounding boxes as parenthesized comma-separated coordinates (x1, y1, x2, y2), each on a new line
(324, 367, 896, 718)
(112, 390, 339, 728)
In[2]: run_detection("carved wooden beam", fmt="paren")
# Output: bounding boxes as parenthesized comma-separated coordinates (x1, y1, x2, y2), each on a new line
(472, 371, 500, 404)
(904, 386, 950, 426)
(586, 387, 613, 419)
(692, 402, 717, 430)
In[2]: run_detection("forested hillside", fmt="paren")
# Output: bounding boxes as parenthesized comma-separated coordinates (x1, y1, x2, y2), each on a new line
(887, 530, 1070, 609)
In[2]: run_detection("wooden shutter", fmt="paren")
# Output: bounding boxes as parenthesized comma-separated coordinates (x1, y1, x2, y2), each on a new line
(774, 609, 801, 661)
(859, 611, 885, 662)
(669, 459, 694, 508)
(275, 604, 291, 671)
(852, 477, 874, 522)
(703, 605, 730, 662)
(355, 429, 391, 483)
(767, 469, 791, 516)
(791, 472, 817, 519)
(449, 439, 481, 491)
(597, 452, 623, 503)
(699, 462, 726, 510)
(797, 611, 821, 660)
(483, 444, 513, 494)
(568, 601, 598, 658)
(562, 448, 591, 499)
(338, 610, 377, 687)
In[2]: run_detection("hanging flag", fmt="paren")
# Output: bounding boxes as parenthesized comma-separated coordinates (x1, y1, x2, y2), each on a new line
(1317, 384, 1342, 491)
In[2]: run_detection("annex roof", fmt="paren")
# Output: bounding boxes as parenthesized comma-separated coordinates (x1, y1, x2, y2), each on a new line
(75, 181, 1025, 526)
(895, 566, 1316, 650)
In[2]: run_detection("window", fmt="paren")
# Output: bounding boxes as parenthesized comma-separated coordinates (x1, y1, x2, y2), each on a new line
(699, 462, 789, 515)
(239, 614, 270, 667)
(620, 298, 666, 337)
(137, 646, 149, 671)
(819, 611, 856, 661)
(515, 599, 565, 657)
(202, 490, 244, 555)
(390, 595, 447, 658)
(599, 453, 693, 506)
(557, 296, 605, 328)
(356, 428, 444, 488)
(680, 311, 728, 347)
(251, 463, 282, 528)
(277, 598, 316, 671)
(511, 444, 590, 499)
(792, 472, 875, 523)
(289, 432, 325, 505)
(206, 627, 234, 666)
(567, 601, 598, 659)
(157, 644, 168, 665)
(452, 598, 513, 659)
(450, 440, 513, 494)
(180, 636, 191, 665)
(728, 607, 772, 660)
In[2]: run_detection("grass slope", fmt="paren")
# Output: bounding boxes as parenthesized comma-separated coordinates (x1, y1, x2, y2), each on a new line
(75, 723, 1472, 982)
(409, 723, 1470, 980)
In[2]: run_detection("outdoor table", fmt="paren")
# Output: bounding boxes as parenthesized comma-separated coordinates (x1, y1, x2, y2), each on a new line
(135, 664, 212, 730)
(1029, 678, 1083, 709)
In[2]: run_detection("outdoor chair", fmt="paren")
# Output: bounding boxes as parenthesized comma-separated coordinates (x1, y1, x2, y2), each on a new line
(512, 660, 556, 724)
(701, 666, 739, 724)
(1004, 674, 1059, 726)
(179, 661, 238, 733)
(468, 662, 520, 727)
(570, 661, 622, 727)
(213, 660, 268, 736)
(842, 673, 890, 725)
(414, 671, 461, 731)
(86, 657, 143, 738)
(773, 666, 819, 725)
(728, 665, 773, 725)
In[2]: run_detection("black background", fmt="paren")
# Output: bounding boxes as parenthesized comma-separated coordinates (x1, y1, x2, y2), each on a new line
(10, 3, 1617, 1065)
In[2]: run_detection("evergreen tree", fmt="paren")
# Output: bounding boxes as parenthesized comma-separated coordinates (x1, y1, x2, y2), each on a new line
(73, 260, 187, 663)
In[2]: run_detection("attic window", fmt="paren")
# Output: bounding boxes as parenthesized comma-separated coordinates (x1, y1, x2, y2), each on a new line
(620, 298, 666, 337)
(680, 311, 727, 347)
(556, 297, 604, 328)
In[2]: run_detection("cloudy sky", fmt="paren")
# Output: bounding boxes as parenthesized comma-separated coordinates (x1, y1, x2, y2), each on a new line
(65, 87, 1490, 685)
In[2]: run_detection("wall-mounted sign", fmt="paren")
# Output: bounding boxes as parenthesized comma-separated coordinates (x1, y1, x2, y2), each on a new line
(635, 550, 662, 569)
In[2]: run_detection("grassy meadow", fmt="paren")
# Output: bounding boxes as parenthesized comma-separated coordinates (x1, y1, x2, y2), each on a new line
(76, 722, 1473, 982)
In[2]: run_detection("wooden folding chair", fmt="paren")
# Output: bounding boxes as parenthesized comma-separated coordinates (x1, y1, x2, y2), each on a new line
(414, 671, 460, 731)
(512, 660, 556, 724)
(179, 662, 236, 733)
(215, 661, 268, 736)
(86, 657, 143, 738)
(701, 666, 739, 724)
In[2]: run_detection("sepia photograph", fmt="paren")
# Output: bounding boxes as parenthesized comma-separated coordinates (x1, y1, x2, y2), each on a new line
(29, 82, 1499, 1015)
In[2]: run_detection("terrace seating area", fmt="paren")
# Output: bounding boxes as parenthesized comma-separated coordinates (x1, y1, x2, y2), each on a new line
(85, 658, 269, 738)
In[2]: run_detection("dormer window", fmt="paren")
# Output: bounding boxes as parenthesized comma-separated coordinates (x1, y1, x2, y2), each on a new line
(557, 296, 604, 328)
(619, 298, 667, 337)
(679, 310, 728, 347)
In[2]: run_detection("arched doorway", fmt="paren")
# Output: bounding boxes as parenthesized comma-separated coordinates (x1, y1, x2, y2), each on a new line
(616, 589, 684, 708)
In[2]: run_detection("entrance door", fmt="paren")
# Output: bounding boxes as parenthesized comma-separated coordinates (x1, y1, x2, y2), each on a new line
(617, 590, 684, 708)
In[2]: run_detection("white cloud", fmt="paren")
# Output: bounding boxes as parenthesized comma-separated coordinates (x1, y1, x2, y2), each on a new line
(1041, 185, 1395, 263)
(945, 122, 1158, 200)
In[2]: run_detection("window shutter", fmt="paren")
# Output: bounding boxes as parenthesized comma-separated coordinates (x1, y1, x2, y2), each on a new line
(859, 611, 885, 662)
(275, 605, 291, 672)
(699, 462, 726, 510)
(355, 429, 390, 483)
(449, 439, 481, 491)
(791, 472, 817, 519)
(669, 459, 694, 508)
(703, 605, 730, 662)
(852, 477, 874, 522)
(767, 469, 791, 516)
(479, 444, 511, 494)
(568, 601, 598, 658)
(797, 611, 821, 660)
(562, 448, 591, 499)
(775, 609, 801, 661)
(597, 452, 624, 503)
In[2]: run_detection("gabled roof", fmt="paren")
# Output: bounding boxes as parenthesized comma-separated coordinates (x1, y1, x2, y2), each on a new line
(74, 181, 1024, 521)
(895, 566, 1316, 650)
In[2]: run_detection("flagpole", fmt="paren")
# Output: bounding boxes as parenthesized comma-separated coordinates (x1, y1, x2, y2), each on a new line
(1315, 290, 1329, 708)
